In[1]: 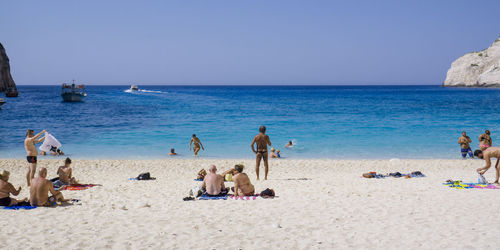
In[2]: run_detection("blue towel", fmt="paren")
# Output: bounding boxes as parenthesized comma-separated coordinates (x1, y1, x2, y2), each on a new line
(129, 178, 138, 180)
(198, 194, 228, 200)
(3, 205, 37, 210)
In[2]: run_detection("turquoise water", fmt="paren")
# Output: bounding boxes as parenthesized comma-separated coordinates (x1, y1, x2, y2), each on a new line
(1, 85, 499, 159)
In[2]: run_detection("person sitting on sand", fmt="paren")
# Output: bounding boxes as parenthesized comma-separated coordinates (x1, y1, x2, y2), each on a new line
(474, 147, 500, 184)
(201, 165, 228, 196)
(0, 169, 28, 206)
(57, 157, 78, 185)
(30, 168, 69, 207)
(189, 134, 205, 156)
(168, 148, 177, 156)
(458, 131, 473, 159)
(269, 148, 279, 158)
(479, 130, 492, 151)
(285, 140, 293, 148)
(232, 164, 255, 196)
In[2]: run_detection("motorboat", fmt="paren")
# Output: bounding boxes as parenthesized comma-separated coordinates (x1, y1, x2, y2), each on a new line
(61, 81, 87, 102)
(5, 87, 18, 97)
(0, 98, 5, 108)
(130, 85, 139, 91)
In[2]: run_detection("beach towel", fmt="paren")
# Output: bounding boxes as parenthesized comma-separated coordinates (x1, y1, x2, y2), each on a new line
(229, 195, 260, 200)
(198, 194, 228, 200)
(39, 132, 62, 152)
(59, 184, 99, 191)
(3, 205, 37, 210)
(444, 181, 500, 190)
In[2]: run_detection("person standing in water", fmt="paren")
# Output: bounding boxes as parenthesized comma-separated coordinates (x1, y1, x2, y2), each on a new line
(24, 129, 46, 186)
(189, 134, 204, 156)
(251, 126, 271, 180)
(458, 131, 473, 159)
(479, 130, 492, 150)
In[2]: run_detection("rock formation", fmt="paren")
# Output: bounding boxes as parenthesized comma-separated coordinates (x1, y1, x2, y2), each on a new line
(0, 43, 17, 92)
(444, 37, 500, 87)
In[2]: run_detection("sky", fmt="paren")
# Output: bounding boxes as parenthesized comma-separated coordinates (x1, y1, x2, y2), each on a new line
(1, 0, 499, 85)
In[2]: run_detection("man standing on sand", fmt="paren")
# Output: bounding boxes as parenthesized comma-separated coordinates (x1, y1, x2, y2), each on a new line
(232, 164, 255, 196)
(30, 168, 69, 207)
(458, 131, 473, 159)
(251, 126, 271, 180)
(474, 147, 500, 185)
(24, 129, 46, 186)
(479, 130, 492, 150)
(189, 134, 204, 156)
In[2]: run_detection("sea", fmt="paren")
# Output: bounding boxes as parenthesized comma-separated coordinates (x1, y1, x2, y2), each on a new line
(1, 85, 499, 159)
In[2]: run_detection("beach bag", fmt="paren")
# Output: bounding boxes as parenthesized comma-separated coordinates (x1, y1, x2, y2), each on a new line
(260, 188, 275, 198)
(137, 172, 151, 180)
(478, 174, 487, 184)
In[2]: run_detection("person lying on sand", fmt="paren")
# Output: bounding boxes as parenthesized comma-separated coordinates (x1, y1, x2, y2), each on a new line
(201, 165, 228, 196)
(474, 147, 500, 184)
(30, 168, 70, 207)
(57, 157, 78, 185)
(0, 169, 28, 206)
(232, 164, 255, 196)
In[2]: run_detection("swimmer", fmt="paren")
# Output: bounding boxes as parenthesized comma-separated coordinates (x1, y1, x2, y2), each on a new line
(169, 148, 177, 156)
(285, 140, 293, 148)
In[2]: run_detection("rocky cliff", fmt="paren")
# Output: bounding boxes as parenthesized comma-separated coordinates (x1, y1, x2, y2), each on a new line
(0, 43, 16, 92)
(444, 37, 500, 87)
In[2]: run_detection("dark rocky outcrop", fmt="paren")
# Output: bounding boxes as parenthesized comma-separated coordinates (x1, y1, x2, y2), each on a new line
(0, 43, 17, 92)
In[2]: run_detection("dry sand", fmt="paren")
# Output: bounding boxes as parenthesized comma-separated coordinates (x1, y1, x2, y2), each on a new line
(1, 158, 499, 249)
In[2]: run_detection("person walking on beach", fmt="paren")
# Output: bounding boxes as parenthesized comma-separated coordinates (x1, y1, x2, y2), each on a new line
(189, 134, 204, 156)
(474, 147, 500, 184)
(479, 130, 492, 150)
(24, 129, 46, 186)
(458, 131, 473, 159)
(251, 126, 271, 180)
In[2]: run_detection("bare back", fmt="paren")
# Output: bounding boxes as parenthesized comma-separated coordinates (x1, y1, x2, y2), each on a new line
(57, 166, 72, 183)
(203, 173, 224, 195)
(30, 177, 51, 206)
(0, 180, 16, 199)
(24, 137, 37, 156)
(233, 173, 255, 196)
(484, 147, 500, 159)
(253, 134, 271, 152)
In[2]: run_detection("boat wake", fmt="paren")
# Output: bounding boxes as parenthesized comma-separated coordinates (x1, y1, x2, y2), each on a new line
(124, 89, 167, 94)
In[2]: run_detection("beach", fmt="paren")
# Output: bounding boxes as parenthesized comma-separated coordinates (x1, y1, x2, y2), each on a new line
(1, 158, 499, 249)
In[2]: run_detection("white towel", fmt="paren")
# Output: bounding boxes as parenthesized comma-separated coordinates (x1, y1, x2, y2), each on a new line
(39, 132, 62, 152)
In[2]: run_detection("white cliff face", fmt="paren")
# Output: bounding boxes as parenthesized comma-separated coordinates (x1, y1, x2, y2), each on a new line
(444, 38, 500, 87)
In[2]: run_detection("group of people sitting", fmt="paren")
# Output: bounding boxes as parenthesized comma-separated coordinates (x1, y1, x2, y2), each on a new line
(200, 164, 255, 197)
(0, 157, 77, 207)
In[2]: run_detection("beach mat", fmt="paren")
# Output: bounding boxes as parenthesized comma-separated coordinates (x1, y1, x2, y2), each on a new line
(444, 181, 500, 190)
(59, 184, 99, 191)
(198, 194, 228, 200)
(230, 195, 261, 200)
(3, 205, 37, 210)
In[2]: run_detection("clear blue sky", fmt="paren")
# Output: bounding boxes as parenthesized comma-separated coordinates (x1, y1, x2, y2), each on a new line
(2, 0, 499, 85)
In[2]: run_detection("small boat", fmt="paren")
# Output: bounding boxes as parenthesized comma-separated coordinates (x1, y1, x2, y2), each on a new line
(0, 98, 5, 108)
(130, 85, 139, 91)
(5, 87, 18, 97)
(61, 81, 87, 102)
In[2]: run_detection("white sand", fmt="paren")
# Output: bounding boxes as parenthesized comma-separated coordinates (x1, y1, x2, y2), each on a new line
(1, 158, 499, 249)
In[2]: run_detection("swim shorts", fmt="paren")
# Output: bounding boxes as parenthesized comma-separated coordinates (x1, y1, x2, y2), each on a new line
(26, 156, 37, 163)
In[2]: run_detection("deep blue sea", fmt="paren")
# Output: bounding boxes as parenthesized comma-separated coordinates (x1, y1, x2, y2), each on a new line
(1, 85, 499, 159)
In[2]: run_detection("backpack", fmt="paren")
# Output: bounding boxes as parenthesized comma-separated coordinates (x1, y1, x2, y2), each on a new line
(260, 188, 275, 198)
(137, 172, 151, 180)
